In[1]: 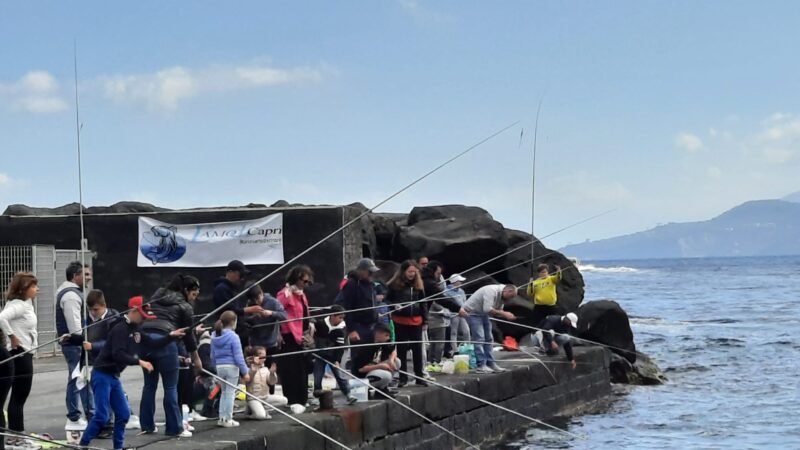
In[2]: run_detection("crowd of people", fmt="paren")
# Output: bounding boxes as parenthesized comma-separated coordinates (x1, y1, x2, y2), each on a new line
(0, 256, 580, 450)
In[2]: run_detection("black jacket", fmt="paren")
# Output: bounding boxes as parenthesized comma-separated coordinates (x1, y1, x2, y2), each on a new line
(87, 308, 121, 365)
(313, 315, 348, 362)
(141, 287, 197, 352)
(350, 338, 395, 379)
(386, 283, 426, 319)
(213, 278, 244, 315)
(540, 315, 574, 361)
(335, 273, 377, 332)
(422, 274, 461, 313)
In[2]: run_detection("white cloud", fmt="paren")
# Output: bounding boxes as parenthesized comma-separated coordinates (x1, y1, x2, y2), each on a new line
(100, 63, 325, 111)
(0, 71, 68, 114)
(398, 0, 455, 24)
(762, 148, 795, 164)
(674, 132, 704, 152)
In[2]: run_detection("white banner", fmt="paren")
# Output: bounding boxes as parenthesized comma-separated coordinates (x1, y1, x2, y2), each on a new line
(137, 214, 284, 267)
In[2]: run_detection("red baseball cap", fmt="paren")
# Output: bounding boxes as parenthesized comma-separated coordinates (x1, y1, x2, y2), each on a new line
(128, 296, 156, 320)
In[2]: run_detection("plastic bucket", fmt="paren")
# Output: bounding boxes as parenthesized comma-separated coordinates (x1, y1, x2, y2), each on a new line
(453, 355, 470, 374)
(348, 379, 370, 402)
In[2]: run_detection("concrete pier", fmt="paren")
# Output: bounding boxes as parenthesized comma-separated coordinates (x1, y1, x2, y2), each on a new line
(134, 346, 610, 450)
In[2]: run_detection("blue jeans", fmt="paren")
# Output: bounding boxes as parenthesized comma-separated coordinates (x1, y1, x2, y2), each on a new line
(467, 315, 495, 368)
(216, 365, 240, 421)
(312, 357, 350, 396)
(62, 344, 94, 421)
(81, 369, 130, 449)
(139, 339, 182, 435)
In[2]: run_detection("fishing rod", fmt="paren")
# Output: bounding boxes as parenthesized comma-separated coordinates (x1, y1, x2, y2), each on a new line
(0, 429, 105, 450)
(195, 121, 520, 328)
(258, 207, 613, 329)
(313, 354, 480, 450)
(73, 40, 91, 376)
(265, 339, 558, 384)
(530, 98, 543, 279)
(199, 368, 352, 450)
(488, 316, 649, 360)
(393, 368, 585, 441)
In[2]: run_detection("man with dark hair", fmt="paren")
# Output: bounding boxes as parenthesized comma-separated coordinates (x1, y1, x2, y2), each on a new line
(213, 260, 262, 347)
(312, 305, 357, 405)
(335, 258, 380, 343)
(459, 284, 518, 374)
(57, 261, 94, 430)
(349, 323, 398, 396)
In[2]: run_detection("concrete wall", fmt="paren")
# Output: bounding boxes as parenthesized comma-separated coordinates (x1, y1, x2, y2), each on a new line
(143, 347, 611, 450)
(0, 206, 363, 312)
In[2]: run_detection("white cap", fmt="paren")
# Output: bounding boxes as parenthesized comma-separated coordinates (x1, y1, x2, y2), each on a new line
(448, 273, 467, 283)
(565, 313, 578, 329)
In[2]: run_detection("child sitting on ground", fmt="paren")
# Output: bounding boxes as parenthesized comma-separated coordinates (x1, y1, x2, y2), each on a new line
(245, 346, 288, 419)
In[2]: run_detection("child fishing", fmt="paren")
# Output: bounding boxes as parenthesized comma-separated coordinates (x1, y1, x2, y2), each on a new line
(210, 311, 250, 428)
(528, 263, 563, 326)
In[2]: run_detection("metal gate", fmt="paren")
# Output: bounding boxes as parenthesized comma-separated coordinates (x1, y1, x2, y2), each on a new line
(0, 246, 93, 357)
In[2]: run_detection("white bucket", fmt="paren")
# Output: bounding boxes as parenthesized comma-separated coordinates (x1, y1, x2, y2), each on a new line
(348, 378, 370, 402)
(453, 355, 470, 374)
(65, 422, 85, 445)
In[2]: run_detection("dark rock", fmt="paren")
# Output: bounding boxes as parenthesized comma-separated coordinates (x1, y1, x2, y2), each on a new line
(85, 201, 169, 214)
(3, 202, 86, 216)
(609, 351, 666, 385)
(374, 260, 399, 285)
(392, 205, 508, 273)
(270, 200, 291, 207)
(370, 213, 406, 260)
(577, 300, 637, 363)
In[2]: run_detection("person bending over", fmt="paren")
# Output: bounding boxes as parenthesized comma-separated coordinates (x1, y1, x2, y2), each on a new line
(540, 313, 579, 370)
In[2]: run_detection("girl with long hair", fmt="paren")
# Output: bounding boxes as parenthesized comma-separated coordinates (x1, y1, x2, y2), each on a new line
(276, 265, 314, 407)
(385, 260, 428, 387)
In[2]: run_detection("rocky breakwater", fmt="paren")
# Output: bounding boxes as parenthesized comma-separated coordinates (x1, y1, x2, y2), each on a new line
(357, 204, 664, 386)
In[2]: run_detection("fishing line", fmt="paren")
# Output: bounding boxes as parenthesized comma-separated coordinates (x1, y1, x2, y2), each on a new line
(489, 316, 649, 360)
(313, 354, 480, 450)
(258, 207, 613, 329)
(393, 368, 585, 440)
(195, 121, 521, 328)
(199, 368, 352, 450)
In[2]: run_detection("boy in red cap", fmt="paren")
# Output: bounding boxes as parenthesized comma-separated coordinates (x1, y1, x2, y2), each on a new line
(80, 297, 185, 450)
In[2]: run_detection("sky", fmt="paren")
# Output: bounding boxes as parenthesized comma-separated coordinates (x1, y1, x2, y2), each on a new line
(2, 1, 800, 249)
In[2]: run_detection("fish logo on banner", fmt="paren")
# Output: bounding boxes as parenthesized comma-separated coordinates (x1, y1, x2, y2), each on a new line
(137, 214, 284, 268)
(140, 225, 187, 264)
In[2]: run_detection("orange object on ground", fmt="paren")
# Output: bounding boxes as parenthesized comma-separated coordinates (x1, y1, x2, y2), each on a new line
(503, 336, 519, 351)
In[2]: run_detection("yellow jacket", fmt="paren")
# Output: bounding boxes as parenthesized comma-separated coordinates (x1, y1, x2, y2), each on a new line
(527, 272, 562, 306)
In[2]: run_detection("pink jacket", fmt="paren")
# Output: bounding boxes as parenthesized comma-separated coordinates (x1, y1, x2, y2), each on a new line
(277, 286, 308, 345)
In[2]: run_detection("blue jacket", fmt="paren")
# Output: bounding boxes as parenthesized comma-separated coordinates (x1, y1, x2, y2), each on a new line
(210, 329, 248, 376)
(245, 294, 287, 349)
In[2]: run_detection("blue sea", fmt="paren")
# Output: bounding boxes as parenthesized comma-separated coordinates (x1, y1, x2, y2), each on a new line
(499, 256, 800, 449)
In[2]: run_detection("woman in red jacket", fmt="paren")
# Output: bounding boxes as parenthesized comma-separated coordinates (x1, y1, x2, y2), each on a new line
(276, 265, 314, 407)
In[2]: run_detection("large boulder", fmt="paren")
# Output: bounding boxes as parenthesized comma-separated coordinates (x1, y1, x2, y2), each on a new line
(576, 300, 637, 363)
(85, 201, 169, 214)
(370, 213, 407, 260)
(3, 202, 86, 216)
(609, 352, 667, 385)
(391, 205, 509, 273)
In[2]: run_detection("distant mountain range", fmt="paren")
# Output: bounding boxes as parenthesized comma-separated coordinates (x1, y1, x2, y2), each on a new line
(561, 192, 800, 260)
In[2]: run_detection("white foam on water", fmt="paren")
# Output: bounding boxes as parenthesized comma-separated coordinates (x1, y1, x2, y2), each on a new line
(577, 263, 639, 273)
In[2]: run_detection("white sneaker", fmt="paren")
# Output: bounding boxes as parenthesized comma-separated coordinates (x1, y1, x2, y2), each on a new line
(489, 365, 508, 373)
(189, 411, 208, 422)
(176, 429, 193, 438)
(217, 418, 240, 428)
(183, 420, 195, 432)
(65, 418, 87, 431)
(475, 365, 494, 374)
(126, 414, 141, 430)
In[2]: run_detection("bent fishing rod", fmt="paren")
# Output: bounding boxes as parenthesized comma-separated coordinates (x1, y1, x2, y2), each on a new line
(314, 354, 480, 450)
(394, 368, 585, 441)
(200, 368, 352, 450)
(258, 207, 614, 328)
(195, 121, 520, 329)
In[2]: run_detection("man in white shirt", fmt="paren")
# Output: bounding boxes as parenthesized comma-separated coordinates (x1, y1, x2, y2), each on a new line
(459, 284, 517, 373)
(56, 261, 94, 429)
